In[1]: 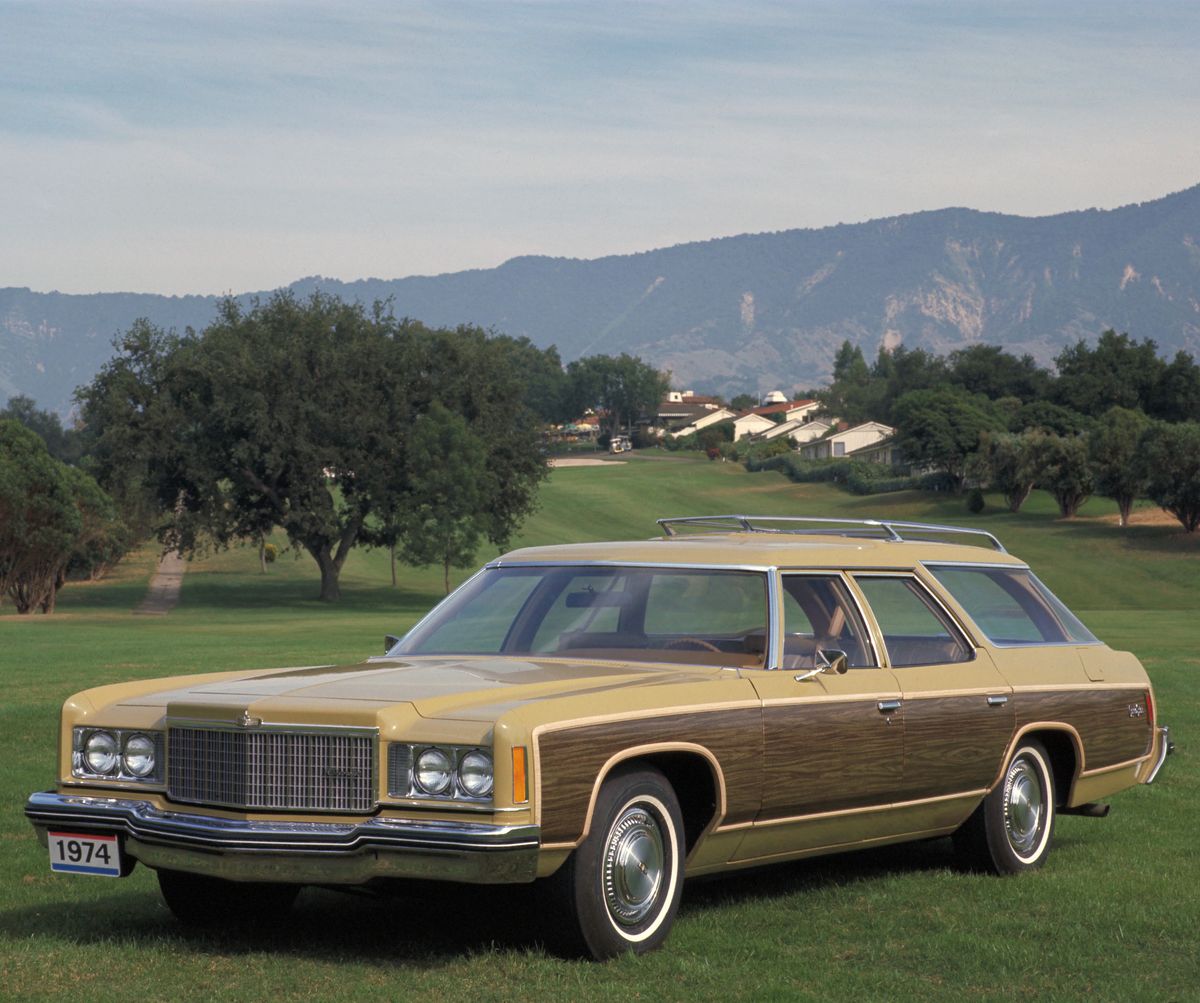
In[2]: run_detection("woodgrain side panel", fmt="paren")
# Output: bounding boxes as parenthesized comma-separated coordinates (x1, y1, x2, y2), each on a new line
(536, 708, 762, 845)
(1016, 688, 1152, 771)
(897, 695, 1014, 802)
(759, 699, 902, 819)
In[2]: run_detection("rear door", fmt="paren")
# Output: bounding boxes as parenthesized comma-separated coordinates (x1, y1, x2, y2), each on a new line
(851, 572, 1014, 806)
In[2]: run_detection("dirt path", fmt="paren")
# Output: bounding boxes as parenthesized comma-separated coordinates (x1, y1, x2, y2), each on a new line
(134, 551, 187, 616)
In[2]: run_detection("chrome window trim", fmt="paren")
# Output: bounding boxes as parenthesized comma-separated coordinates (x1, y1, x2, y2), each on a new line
(487, 560, 775, 572)
(767, 568, 783, 669)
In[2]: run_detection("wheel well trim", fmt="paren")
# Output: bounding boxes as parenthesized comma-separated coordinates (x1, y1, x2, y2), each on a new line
(538, 742, 727, 852)
(992, 722, 1083, 800)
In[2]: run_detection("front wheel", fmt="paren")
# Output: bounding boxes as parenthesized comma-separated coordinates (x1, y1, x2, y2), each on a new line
(156, 868, 300, 928)
(955, 739, 1056, 874)
(544, 766, 685, 959)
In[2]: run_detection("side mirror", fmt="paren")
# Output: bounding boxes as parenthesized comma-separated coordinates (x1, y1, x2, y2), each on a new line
(794, 649, 849, 682)
(384, 634, 401, 654)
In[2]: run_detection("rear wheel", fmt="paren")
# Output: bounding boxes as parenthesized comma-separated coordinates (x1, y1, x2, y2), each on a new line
(955, 739, 1056, 874)
(156, 868, 300, 928)
(543, 766, 685, 959)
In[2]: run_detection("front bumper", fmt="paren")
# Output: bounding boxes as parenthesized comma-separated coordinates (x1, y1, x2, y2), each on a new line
(25, 791, 540, 885)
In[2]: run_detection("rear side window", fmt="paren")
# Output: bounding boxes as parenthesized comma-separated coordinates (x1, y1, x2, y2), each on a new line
(855, 576, 973, 667)
(926, 565, 1099, 645)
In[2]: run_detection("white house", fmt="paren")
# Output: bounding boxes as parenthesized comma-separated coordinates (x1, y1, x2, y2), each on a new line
(798, 421, 895, 460)
(759, 417, 833, 445)
(669, 407, 737, 438)
(732, 412, 777, 440)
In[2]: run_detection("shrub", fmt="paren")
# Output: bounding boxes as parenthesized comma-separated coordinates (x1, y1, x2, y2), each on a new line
(966, 487, 985, 513)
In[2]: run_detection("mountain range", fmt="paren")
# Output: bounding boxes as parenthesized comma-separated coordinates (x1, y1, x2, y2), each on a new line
(4, 183, 1200, 415)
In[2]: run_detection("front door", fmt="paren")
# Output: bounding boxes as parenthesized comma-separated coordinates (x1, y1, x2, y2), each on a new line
(734, 573, 904, 862)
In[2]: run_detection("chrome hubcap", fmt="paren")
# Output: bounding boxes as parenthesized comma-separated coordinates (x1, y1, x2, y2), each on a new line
(603, 805, 665, 927)
(1004, 758, 1044, 855)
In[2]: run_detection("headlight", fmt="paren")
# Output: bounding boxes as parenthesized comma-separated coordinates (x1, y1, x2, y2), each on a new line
(73, 727, 162, 782)
(459, 750, 494, 798)
(84, 731, 119, 774)
(414, 747, 453, 795)
(122, 733, 157, 777)
(390, 743, 495, 802)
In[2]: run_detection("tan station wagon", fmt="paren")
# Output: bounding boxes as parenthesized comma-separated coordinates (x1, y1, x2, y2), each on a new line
(26, 516, 1173, 959)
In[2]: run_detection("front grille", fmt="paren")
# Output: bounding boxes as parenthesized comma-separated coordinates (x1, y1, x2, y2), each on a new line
(167, 726, 375, 813)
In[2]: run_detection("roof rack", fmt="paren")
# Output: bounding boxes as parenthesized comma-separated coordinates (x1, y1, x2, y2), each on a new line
(655, 515, 1006, 552)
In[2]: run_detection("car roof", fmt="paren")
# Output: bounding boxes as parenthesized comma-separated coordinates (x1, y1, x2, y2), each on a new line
(496, 533, 1028, 570)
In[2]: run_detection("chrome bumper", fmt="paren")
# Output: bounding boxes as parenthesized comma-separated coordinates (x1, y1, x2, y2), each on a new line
(25, 791, 540, 885)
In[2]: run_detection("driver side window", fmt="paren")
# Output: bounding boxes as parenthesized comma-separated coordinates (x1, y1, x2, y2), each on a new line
(781, 575, 875, 669)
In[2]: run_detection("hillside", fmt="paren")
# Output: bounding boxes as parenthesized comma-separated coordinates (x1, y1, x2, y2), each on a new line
(5, 184, 1200, 413)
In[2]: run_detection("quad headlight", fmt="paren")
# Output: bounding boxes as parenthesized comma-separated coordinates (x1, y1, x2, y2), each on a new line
(73, 728, 163, 783)
(390, 744, 493, 803)
(414, 747, 454, 795)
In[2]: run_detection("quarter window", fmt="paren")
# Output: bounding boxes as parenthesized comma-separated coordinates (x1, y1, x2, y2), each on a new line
(855, 576, 972, 667)
(926, 565, 1099, 645)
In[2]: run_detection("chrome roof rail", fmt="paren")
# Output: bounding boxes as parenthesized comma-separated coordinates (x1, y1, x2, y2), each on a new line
(655, 515, 1005, 552)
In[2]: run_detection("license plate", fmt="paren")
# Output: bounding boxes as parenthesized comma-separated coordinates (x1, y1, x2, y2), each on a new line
(48, 831, 122, 877)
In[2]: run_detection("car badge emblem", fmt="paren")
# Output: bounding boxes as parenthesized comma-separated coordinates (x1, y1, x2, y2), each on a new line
(1128, 703, 1146, 718)
(237, 710, 263, 728)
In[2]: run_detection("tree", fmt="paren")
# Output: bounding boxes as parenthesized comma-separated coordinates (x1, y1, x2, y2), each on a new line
(0, 395, 84, 465)
(1138, 421, 1200, 532)
(891, 388, 1006, 491)
(1089, 407, 1151, 527)
(1149, 351, 1200, 423)
(79, 292, 549, 601)
(566, 354, 669, 440)
(394, 402, 489, 594)
(970, 430, 1047, 513)
(821, 341, 875, 424)
(1010, 401, 1091, 436)
(0, 420, 82, 613)
(1038, 434, 1093, 519)
(729, 393, 758, 412)
(948, 345, 1050, 402)
(1052, 330, 1164, 416)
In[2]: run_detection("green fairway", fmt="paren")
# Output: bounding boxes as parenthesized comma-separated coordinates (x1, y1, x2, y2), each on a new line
(2, 453, 1195, 1001)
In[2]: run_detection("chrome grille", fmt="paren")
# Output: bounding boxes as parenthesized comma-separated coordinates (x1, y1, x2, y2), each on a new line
(167, 726, 375, 812)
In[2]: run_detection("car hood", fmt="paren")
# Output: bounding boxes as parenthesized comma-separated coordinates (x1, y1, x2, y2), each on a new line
(118, 655, 726, 723)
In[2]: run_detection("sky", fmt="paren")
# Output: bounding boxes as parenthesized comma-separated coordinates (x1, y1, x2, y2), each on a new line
(3, 0, 1200, 296)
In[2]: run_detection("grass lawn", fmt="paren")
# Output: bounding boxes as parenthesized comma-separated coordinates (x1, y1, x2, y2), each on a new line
(2, 454, 1196, 1001)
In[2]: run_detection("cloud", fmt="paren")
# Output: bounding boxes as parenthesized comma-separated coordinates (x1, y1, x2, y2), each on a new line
(2, 1, 1199, 293)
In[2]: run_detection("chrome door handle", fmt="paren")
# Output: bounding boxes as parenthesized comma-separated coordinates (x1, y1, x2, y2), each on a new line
(877, 699, 902, 713)
(987, 695, 1009, 706)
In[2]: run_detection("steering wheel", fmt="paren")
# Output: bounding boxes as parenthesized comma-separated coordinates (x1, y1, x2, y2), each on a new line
(663, 637, 722, 653)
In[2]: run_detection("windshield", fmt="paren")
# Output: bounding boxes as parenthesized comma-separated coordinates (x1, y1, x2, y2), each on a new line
(396, 565, 769, 667)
